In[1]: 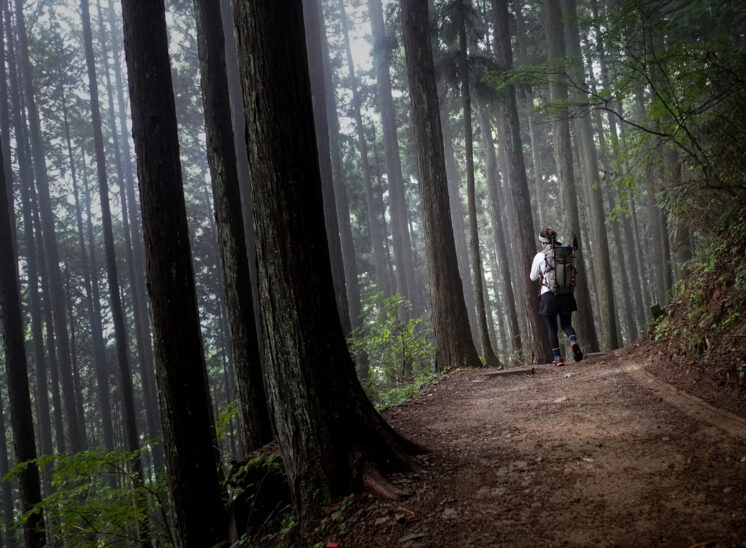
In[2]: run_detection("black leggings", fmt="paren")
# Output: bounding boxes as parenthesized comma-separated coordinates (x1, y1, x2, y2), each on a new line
(543, 314, 576, 352)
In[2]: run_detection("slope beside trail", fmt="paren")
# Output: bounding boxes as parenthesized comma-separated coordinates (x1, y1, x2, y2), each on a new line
(309, 352, 746, 547)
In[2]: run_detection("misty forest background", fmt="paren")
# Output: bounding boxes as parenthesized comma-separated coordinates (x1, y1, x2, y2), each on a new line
(0, 0, 744, 545)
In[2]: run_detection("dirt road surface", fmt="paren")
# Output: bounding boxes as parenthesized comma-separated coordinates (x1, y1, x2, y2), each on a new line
(311, 352, 746, 547)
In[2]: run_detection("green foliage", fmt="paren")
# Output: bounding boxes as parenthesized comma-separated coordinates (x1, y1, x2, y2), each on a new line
(5, 448, 172, 546)
(216, 399, 240, 442)
(348, 292, 436, 408)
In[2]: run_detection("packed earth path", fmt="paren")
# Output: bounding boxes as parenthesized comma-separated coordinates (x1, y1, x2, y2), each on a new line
(309, 351, 746, 547)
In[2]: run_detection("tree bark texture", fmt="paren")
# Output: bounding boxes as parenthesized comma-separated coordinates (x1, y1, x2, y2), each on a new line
(192, 0, 273, 452)
(457, 0, 499, 366)
(233, 0, 420, 520)
(0, 140, 46, 547)
(302, 0, 353, 334)
(475, 99, 521, 352)
(120, 1, 227, 544)
(542, 0, 600, 353)
(492, 0, 551, 363)
(402, 0, 482, 370)
(561, 0, 619, 350)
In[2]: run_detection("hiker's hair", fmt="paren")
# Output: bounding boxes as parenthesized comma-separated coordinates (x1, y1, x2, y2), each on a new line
(540, 227, 557, 242)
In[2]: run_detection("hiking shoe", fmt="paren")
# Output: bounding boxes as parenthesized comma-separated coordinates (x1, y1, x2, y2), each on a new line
(571, 341, 583, 362)
(552, 356, 565, 367)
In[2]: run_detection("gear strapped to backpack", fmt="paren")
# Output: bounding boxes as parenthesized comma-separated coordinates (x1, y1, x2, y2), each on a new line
(541, 236, 577, 295)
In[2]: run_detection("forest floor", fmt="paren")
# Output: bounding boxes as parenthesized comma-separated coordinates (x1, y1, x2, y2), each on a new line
(305, 350, 746, 547)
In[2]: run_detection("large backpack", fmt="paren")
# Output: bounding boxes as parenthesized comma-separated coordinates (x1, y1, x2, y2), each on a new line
(542, 239, 576, 295)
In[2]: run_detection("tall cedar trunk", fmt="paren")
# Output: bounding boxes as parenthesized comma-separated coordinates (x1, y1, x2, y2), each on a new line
(191, 0, 273, 451)
(82, 160, 117, 450)
(220, 0, 265, 358)
(302, 0, 352, 334)
(60, 74, 114, 450)
(542, 0, 600, 352)
(457, 0, 499, 366)
(322, 20, 362, 332)
(96, 0, 162, 465)
(492, 0, 551, 363)
(5, 0, 53, 469)
(475, 100, 521, 352)
(402, 0, 482, 370)
(338, 0, 391, 297)
(81, 4, 149, 523)
(232, 0, 420, 521)
(120, 1, 227, 545)
(440, 96, 479, 345)
(367, 0, 420, 314)
(561, 0, 619, 350)
(515, 1, 546, 230)
(0, 141, 46, 547)
(32, 185, 66, 454)
(14, 0, 85, 451)
(0, 2, 12, 262)
(105, 0, 162, 460)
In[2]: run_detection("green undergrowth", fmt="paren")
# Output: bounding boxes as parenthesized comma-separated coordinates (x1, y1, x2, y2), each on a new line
(648, 216, 746, 389)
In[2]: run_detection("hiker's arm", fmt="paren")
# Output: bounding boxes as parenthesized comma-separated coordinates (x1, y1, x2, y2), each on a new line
(529, 254, 542, 282)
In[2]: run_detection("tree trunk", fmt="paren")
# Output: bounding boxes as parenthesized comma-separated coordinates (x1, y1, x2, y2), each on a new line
(105, 0, 163, 464)
(191, 0, 273, 452)
(542, 0, 600, 353)
(492, 0, 552, 363)
(120, 0, 228, 544)
(302, 0, 353, 334)
(337, 0, 391, 297)
(4, 0, 53, 468)
(15, 0, 85, 452)
(475, 100, 521, 353)
(457, 0, 498, 366)
(232, 0, 420, 521)
(81, 4, 149, 520)
(402, 0, 482, 370)
(322, 20, 362, 332)
(0, 386, 15, 545)
(0, 140, 46, 547)
(561, 0, 619, 350)
(367, 0, 420, 314)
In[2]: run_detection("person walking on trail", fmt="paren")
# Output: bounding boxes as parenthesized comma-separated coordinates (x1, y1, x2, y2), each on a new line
(530, 227, 584, 367)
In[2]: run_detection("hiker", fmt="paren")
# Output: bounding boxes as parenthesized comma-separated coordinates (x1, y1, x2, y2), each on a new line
(530, 227, 584, 367)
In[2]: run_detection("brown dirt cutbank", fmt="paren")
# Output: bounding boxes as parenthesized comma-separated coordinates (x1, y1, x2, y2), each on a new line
(305, 352, 746, 547)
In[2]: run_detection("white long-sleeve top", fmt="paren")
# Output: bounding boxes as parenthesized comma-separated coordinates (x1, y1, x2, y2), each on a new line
(529, 250, 551, 295)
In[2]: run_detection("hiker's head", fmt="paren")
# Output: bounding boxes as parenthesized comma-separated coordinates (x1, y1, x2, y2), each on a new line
(539, 228, 557, 247)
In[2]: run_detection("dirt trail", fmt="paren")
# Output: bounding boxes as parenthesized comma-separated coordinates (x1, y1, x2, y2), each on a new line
(312, 352, 746, 547)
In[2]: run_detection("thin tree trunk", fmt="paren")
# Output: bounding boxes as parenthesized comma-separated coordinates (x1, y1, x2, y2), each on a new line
(457, 0, 498, 366)
(322, 19, 362, 332)
(542, 0, 600, 353)
(402, 0, 482, 370)
(191, 0, 273, 451)
(5, 0, 53, 468)
(0, 385, 15, 545)
(105, 0, 162, 463)
(302, 0, 353, 334)
(338, 0, 391, 297)
(80, 4, 151, 542)
(492, 0, 552, 363)
(476, 100, 521, 352)
(367, 0, 420, 314)
(0, 138, 46, 547)
(561, 0, 619, 350)
(120, 0, 228, 543)
(15, 0, 85, 451)
(59, 54, 114, 451)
